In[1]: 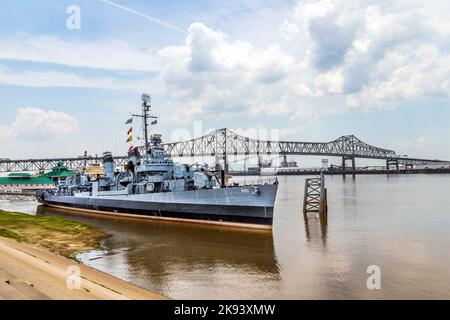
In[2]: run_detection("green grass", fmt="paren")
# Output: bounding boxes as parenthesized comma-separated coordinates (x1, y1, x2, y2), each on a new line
(0, 228, 23, 241)
(0, 209, 109, 257)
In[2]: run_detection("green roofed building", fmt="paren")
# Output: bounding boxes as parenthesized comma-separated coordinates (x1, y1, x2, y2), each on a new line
(0, 162, 77, 192)
(0, 173, 56, 192)
(8, 173, 32, 178)
(42, 161, 77, 183)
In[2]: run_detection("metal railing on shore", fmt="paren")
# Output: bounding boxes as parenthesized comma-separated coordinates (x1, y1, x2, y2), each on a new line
(0, 190, 39, 201)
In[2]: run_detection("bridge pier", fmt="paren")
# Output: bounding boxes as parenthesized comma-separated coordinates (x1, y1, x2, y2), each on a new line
(223, 154, 229, 176)
(386, 158, 399, 171)
(342, 156, 356, 177)
(215, 155, 229, 175)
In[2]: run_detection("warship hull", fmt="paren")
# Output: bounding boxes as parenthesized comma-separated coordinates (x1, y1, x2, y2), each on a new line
(40, 184, 278, 229)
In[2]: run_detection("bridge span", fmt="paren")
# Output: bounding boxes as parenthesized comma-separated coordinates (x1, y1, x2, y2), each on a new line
(0, 128, 445, 173)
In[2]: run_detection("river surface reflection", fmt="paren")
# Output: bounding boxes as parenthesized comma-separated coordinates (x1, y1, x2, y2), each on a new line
(41, 207, 281, 299)
(2, 174, 449, 299)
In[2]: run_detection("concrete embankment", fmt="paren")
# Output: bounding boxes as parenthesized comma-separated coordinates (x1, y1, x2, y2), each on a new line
(0, 237, 166, 300)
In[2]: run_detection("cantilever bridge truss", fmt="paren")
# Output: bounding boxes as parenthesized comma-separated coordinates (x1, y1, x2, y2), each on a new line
(0, 128, 444, 173)
(162, 128, 397, 159)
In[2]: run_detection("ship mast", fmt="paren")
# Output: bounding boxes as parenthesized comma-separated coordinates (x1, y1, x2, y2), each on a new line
(133, 93, 157, 163)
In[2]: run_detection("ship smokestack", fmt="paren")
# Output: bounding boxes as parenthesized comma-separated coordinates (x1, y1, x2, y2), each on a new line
(102, 151, 115, 181)
(127, 148, 141, 166)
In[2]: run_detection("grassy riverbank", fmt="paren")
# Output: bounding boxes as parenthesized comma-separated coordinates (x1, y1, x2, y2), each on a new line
(0, 209, 108, 257)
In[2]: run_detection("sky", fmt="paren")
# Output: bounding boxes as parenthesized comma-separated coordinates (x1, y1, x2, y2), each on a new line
(0, 0, 449, 167)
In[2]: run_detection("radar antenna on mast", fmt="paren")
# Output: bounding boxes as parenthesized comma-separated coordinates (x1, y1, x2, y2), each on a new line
(132, 93, 158, 163)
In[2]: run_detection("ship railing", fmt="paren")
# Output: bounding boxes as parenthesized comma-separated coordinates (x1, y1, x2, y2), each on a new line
(228, 177, 279, 188)
(55, 190, 74, 196)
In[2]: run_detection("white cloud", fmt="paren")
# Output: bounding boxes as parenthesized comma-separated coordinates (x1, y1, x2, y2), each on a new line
(289, 105, 318, 124)
(279, 20, 299, 40)
(0, 35, 161, 72)
(347, 43, 450, 108)
(0, 107, 79, 141)
(156, 22, 314, 123)
(279, 127, 304, 140)
(153, 0, 450, 125)
(396, 136, 426, 149)
(394, 136, 431, 157)
(284, 0, 450, 109)
(3, 0, 450, 126)
(0, 66, 158, 92)
(0, 108, 84, 158)
(314, 69, 344, 95)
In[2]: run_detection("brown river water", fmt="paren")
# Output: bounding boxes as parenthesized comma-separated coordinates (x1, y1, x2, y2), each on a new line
(1, 174, 449, 299)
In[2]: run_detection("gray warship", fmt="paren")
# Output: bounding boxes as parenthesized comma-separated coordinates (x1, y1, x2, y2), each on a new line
(39, 94, 278, 229)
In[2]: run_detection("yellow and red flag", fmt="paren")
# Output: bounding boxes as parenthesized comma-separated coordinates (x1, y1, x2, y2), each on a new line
(127, 127, 133, 135)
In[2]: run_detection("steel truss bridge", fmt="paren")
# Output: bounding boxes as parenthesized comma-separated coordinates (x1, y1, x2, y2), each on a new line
(0, 128, 445, 173)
